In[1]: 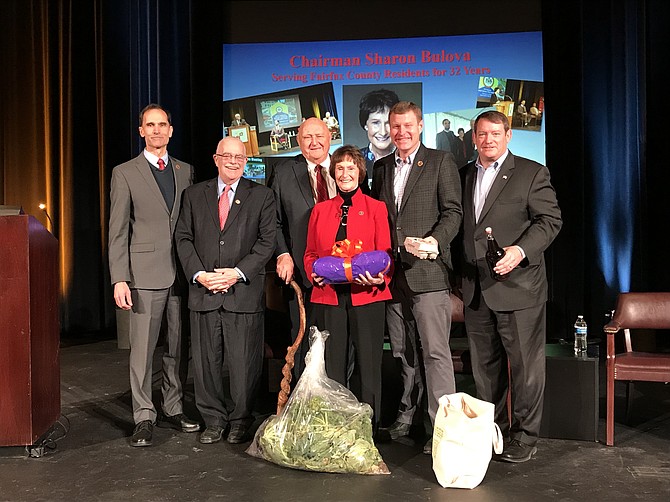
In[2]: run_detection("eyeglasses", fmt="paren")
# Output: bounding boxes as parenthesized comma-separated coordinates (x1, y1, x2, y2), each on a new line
(215, 153, 247, 163)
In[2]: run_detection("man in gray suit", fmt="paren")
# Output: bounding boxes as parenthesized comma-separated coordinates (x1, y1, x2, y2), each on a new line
(435, 118, 457, 154)
(461, 110, 561, 463)
(109, 104, 198, 447)
(371, 101, 462, 454)
(175, 137, 276, 445)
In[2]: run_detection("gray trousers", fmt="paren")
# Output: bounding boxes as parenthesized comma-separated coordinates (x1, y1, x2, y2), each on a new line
(388, 269, 455, 428)
(386, 300, 423, 425)
(128, 287, 184, 423)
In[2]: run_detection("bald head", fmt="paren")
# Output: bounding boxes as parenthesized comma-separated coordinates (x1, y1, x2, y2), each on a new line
(298, 118, 331, 164)
(217, 136, 245, 154)
(214, 137, 246, 184)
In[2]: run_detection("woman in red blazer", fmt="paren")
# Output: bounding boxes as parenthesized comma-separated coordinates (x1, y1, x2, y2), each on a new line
(304, 145, 392, 430)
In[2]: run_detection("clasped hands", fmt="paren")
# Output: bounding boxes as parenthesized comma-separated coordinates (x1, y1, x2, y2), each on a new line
(404, 236, 439, 260)
(197, 268, 240, 293)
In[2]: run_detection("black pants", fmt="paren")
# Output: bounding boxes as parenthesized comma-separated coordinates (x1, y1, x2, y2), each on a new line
(465, 285, 546, 446)
(191, 307, 263, 428)
(314, 293, 385, 427)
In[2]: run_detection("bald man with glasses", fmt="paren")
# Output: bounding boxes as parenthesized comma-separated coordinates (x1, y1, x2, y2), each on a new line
(175, 137, 276, 445)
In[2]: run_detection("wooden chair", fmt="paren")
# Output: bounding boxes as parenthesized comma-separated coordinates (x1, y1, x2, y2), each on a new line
(605, 292, 670, 445)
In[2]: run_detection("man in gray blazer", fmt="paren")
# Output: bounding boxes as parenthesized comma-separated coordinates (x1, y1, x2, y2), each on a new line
(109, 104, 198, 447)
(461, 110, 562, 463)
(371, 102, 462, 454)
(436, 118, 457, 154)
(175, 137, 276, 445)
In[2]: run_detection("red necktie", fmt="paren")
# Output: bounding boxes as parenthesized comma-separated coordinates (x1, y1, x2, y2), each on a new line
(157, 158, 165, 171)
(314, 165, 329, 203)
(218, 185, 231, 230)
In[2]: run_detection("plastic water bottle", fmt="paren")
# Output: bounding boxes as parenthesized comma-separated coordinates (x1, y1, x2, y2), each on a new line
(574, 315, 588, 355)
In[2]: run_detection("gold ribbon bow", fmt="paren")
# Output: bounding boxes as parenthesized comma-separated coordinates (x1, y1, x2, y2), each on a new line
(331, 239, 363, 282)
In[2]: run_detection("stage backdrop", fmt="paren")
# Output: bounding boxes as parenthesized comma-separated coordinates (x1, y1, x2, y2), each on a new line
(223, 32, 546, 181)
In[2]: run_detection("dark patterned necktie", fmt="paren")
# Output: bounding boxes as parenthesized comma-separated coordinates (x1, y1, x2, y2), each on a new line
(314, 165, 329, 203)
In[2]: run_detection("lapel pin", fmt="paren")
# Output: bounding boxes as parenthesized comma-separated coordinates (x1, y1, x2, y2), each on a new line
(175, 164, 180, 170)
(235, 200, 241, 205)
(358, 211, 364, 216)
(417, 160, 424, 167)
(502, 175, 508, 180)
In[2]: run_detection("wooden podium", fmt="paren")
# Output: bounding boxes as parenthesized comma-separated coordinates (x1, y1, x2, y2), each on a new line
(494, 100, 515, 126)
(0, 213, 61, 446)
(228, 124, 259, 156)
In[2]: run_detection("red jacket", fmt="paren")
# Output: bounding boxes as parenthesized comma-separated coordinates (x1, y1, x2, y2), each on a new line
(304, 190, 393, 306)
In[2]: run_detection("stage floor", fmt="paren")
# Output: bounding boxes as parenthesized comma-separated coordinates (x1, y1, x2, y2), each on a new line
(1, 338, 669, 501)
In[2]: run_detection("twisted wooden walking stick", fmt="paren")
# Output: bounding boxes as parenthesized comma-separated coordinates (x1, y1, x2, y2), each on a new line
(276, 279, 306, 415)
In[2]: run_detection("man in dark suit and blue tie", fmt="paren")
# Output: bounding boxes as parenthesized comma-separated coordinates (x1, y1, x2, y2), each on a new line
(109, 104, 199, 447)
(175, 137, 276, 445)
(371, 102, 462, 454)
(460, 110, 562, 463)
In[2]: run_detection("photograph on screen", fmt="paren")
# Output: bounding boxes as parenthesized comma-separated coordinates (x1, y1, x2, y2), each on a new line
(342, 83, 422, 175)
(425, 108, 483, 169)
(244, 156, 267, 185)
(222, 82, 340, 159)
(476, 76, 510, 108)
(257, 96, 301, 131)
(503, 79, 545, 131)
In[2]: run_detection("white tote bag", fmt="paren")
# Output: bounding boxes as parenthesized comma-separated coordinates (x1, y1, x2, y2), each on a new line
(432, 392, 503, 489)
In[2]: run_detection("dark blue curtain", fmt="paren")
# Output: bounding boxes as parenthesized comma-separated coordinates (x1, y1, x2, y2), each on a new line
(584, 1, 644, 296)
(543, 0, 667, 333)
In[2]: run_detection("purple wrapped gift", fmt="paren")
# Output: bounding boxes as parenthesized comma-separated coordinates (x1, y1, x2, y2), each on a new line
(313, 250, 391, 284)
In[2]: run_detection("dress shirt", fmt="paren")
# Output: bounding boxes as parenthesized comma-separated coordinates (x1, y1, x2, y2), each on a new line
(143, 149, 169, 171)
(393, 144, 420, 209)
(193, 177, 246, 283)
(474, 149, 525, 258)
(307, 157, 336, 201)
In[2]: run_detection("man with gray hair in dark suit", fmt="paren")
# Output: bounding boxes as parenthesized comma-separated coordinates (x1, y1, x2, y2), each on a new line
(371, 101, 462, 454)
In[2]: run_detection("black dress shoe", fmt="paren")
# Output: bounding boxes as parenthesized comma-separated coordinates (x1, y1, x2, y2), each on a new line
(381, 421, 411, 440)
(199, 425, 225, 444)
(130, 420, 153, 447)
(227, 423, 249, 444)
(158, 412, 201, 433)
(500, 439, 537, 463)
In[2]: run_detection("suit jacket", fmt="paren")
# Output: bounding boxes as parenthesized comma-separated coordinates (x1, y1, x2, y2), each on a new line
(463, 128, 475, 164)
(174, 176, 276, 313)
(371, 144, 462, 293)
(436, 130, 457, 153)
(268, 154, 321, 289)
(108, 152, 194, 289)
(304, 190, 393, 306)
(460, 151, 562, 311)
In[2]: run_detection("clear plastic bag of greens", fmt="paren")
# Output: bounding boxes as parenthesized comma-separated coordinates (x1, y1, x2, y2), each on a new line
(246, 326, 389, 475)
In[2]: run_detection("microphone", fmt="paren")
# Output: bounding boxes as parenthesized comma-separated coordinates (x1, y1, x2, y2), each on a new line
(38, 203, 54, 230)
